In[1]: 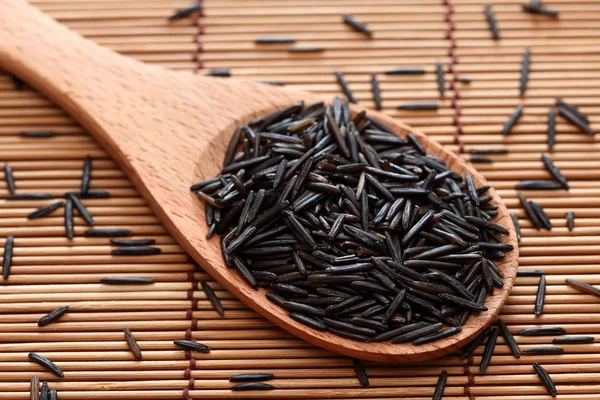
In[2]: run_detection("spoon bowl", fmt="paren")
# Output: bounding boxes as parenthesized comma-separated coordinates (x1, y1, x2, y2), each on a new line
(0, 0, 518, 362)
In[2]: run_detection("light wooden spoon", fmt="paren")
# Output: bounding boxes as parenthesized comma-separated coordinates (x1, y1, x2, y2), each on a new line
(0, 0, 518, 362)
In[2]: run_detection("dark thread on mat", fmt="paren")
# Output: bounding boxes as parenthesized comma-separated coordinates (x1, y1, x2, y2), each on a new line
(463, 354, 476, 400)
(193, 0, 204, 73)
(445, 0, 465, 154)
(183, 266, 199, 399)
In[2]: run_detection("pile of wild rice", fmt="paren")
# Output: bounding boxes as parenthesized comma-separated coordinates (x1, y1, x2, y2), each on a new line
(191, 98, 513, 344)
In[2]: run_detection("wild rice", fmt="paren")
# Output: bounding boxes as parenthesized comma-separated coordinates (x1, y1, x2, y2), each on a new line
(533, 362, 557, 397)
(432, 370, 447, 400)
(229, 373, 274, 382)
(566, 278, 600, 298)
(352, 358, 369, 387)
(27, 201, 64, 219)
(99, 277, 155, 285)
(501, 105, 523, 135)
(2, 235, 13, 280)
(343, 15, 372, 37)
(38, 306, 69, 327)
(110, 246, 161, 256)
(124, 328, 143, 360)
(484, 5, 500, 40)
(168, 3, 201, 20)
(28, 353, 64, 377)
(194, 100, 512, 344)
(518, 327, 567, 336)
(230, 383, 275, 391)
(173, 340, 211, 353)
(498, 319, 521, 358)
(3, 163, 15, 194)
(535, 275, 546, 316)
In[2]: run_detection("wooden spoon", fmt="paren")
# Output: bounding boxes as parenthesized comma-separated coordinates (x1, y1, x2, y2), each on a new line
(0, 0, 517, 362)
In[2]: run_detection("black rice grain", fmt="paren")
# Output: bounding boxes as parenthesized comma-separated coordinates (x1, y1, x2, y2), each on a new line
(553, 336, 594, 344)
(541, 154, 569, 189)
(385, 67, 425, 75)
(432, 370, 447, 400)
(517, 270, 544, 277)
(479, 327, 498, 373)
(99, 277, 155, 285)
(517, 192, 542, 230)
(470, 148, 508, 154)
(413, 326, 461, 345)
(370, 74, 382, 110)
(168, 3, 201, 20)
(510, 212, 521, 242)
(522, 346, 564, 356)
(335, 71, 357, 104)
(20, 130, 57, 138)
(535, 275, 546, 316)
(231, 383, 275, 391)
(343, 15, 372, 37)
(30, 376, 39, 400)
(2, 235, 13, 280)
(519, 48, 531, 95)
(80, 156, 91, 195)
(49, 389, 57, 400)
(207, 68, 231, 78)
(40, 381, 48, 400)
(547, 108, 556, 150)
(289, 46, 325, 53)
(84, 228, 132, 237)
(201, 281, 224, 316)
(566, 211, 575, 231)
(289, 312, 327, 330)
(533, 362, 557, 397)
(5, 193, 53, 200)
(566, 278, 600, 298)
(397, 102, 438, 110)
(557, 103, 594, 135)
(38, 305, 69, 327)
(501, 105, 523, 135)
(68, 193, 94, 225)
(173, 340, 211, 353)
(28, 353, 64, 377)
(461, 326, 490, 358)
(529, 201, 552, 230)
(515, 180, 562, 190)
(230, 373, 274, 382)
(484, 5, 500, 40)
(110, 238, 155, 246)
(352, 358, 369, 387)
(66, 189, 110, 199)
(124, 328, 142, 360)
(498, 319, 521, 358)
(470, 155, 493, 163)
(518, 327, 567, 336)
(391, 323, 443, 344)
(255, 36, 296, 44)
(110, 246, 161, 256)
(523, 2, 559, 17)
(3, 163, 15, 194)
(27, 201, 64, 219)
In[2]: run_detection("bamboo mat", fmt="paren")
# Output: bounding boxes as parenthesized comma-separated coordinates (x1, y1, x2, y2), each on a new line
(0, 0, 599, 398)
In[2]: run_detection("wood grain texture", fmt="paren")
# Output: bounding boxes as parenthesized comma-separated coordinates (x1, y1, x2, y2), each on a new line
(0, 0, 517, 362)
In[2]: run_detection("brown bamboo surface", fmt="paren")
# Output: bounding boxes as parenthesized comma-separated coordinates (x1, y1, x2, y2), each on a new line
(0, 0, 597, 398)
